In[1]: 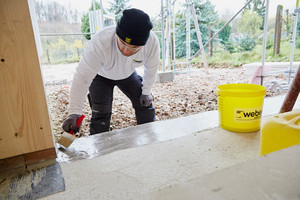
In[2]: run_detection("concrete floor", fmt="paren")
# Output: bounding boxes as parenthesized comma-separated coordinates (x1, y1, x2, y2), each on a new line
(145, 144, 300, 200)
(38, 94, 300, 199)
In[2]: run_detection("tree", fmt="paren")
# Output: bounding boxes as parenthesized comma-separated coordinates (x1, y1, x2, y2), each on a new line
(80, 2, 101, 40)
(238, 34, 256, 51)
(224, 39, 236, 53)
(52, 38, 69, 60)
(70, 39, 85, 58)
(282, 9, 293, 39)
(244, 0, 265, 30)
(298, 17, 300, 37)
(237, 10, 263, 38)
(81, 14, 91, 40)
(174, 12, 186, 57)
(35, 1, 81, 23)
(108, 0, 131, 22)
(175, 0, 217, 58)
(218, 20, 231, 45)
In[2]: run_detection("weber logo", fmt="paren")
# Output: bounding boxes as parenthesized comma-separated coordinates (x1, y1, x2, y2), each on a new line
(234, 107, 262, 121)
(133, 59, 143, 63)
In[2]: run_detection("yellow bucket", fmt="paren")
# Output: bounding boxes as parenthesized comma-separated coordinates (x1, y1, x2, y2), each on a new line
(217, 83, 266, 132)
(260, 110, 300, 156)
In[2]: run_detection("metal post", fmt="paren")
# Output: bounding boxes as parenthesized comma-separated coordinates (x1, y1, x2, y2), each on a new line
(172, 1, 176, 73)
(99, 0, 104, 29)
(165, 0, 171, 69)
(161, 0, 166, 72)
(186, 0, 191, 76)
(288, 7, 300, 84)
(260, 0, 270, 85)
(190, 3, 208, 73)
(168, 0, 172, 70)
(273, 5, 283, 56)
(209, 22, 213, 57)
(92, 0, 96, 37)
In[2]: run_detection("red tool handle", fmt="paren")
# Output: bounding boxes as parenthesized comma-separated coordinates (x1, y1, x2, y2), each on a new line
(69, 115, 85, 135)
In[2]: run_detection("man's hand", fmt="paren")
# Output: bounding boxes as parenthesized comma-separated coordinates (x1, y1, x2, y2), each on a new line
(62, 114, 82, 134)
(140, 94, 153, 107)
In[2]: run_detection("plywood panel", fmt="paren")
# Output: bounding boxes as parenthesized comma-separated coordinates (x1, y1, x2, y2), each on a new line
(0, 0, 56, 159)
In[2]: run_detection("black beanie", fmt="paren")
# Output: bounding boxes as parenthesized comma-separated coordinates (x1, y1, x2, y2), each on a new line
(116, 8, 153, 46)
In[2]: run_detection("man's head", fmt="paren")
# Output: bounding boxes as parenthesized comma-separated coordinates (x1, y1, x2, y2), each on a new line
(116, 8, 153, 46)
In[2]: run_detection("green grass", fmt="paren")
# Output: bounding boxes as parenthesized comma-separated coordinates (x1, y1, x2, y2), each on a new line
(191, 39, 300, 68)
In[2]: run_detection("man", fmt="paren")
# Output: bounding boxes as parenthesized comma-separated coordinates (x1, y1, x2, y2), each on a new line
(62, 8, 160, 135)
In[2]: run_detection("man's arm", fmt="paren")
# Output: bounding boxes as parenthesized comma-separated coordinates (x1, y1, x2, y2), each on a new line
(62, 41, 104, 133)
(142, 34, 160, 95)
(68, 42, 104, 115)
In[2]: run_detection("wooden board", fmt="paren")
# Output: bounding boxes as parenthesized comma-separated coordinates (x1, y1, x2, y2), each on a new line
(0, 0, 56, 159)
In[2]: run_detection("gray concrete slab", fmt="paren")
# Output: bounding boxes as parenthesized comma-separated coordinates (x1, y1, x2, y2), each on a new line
(243, 62, 300, 75)
(145, 144, 300, 200)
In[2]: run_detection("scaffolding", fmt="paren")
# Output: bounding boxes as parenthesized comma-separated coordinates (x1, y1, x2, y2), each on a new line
(160, 0, 299, 87)
(160, 0, 257, 75)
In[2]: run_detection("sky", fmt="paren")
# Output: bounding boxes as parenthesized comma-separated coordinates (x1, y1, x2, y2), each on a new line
(47, 0, 298, 19)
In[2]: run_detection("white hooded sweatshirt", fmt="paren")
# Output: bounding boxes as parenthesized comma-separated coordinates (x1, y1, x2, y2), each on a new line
(68, 26, 160, 115)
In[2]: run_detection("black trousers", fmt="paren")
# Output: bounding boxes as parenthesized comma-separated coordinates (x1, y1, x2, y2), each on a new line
(88, 71, 156, 135)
